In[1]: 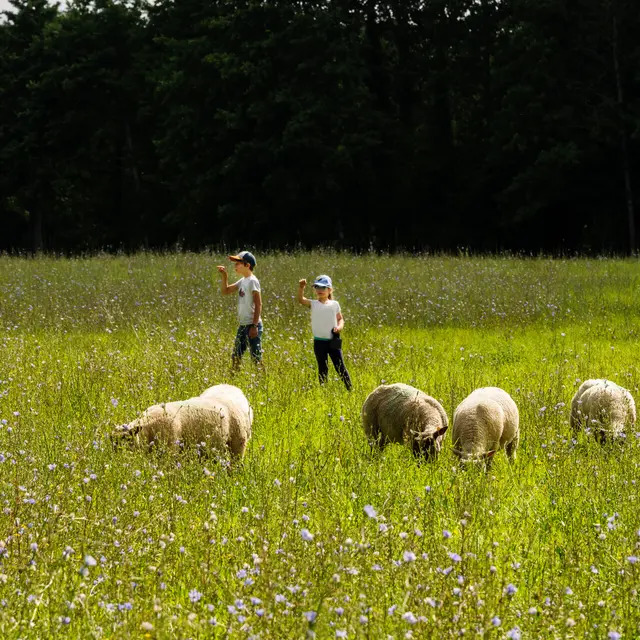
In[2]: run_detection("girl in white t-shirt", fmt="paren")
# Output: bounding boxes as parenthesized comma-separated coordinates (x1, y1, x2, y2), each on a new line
(296, 274, 352, 390)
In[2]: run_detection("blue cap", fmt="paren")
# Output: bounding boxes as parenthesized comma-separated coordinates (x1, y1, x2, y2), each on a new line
(313, 274, 333, 288)
(229, 251, 256, 268)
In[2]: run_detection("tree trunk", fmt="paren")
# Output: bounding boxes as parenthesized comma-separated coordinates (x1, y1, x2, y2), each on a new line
(611, 7, 636, 255)
(31, 207, 44, 253)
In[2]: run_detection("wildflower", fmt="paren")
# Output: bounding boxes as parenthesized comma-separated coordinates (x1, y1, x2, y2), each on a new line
(189, 589, 203, 603)
(628, 556, 638, 564)
(304, 611, 317, 623)
(608, 632, 622, 640)
(301, 529, 314, 542)
(403, 551, 416, 563)
(491, 617, 501, 626)
(364, 505, 377, 519)
(448, 552, 461, 563)
(443, 530, 452, 539)
(504, 584, 517, 596)
(336, 631, 347, 638)
(402, 612, 418, 624)
(506, 628, 521, 640)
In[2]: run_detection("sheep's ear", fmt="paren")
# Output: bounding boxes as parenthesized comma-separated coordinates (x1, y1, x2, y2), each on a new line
(435, 425, 448, 438)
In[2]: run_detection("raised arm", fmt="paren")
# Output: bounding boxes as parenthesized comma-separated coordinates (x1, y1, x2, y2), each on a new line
(297, 279, 311, 307)
(217, 266, 239, 295)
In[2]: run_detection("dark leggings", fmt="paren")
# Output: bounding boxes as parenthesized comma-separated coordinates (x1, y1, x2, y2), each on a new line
(313, 339, 352, 390)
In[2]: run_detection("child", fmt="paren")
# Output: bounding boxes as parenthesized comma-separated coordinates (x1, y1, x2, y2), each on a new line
(297, 274, 352, 390)
(217, 251, 263, 369)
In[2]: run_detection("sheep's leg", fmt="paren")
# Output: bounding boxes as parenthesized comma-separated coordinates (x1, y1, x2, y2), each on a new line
(570, 398, 583, 435)
(363, 419, 384, 452)
(505, 435, 519, 462)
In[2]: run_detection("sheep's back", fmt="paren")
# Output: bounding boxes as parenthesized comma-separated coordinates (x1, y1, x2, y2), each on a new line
(452, 387, 518, 452)
(581, 385, 634, 430)
(200, 384, 253, 427)
(168, 399, 230, 447)
(572, 379, 635, 434)
(362, 383, 445, 443)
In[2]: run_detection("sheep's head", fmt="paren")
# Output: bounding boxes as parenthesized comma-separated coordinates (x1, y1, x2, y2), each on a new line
(412, 425, 448, 461)
(110, 422, 139, 449)
(594, 425, 626, 445)
(453, 448, 496, 471)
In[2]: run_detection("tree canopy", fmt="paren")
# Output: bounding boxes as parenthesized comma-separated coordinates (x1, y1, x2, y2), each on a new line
(1, 0, 638, 254)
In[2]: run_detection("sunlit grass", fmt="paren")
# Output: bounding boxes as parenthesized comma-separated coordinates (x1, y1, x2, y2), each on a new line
(1, 252, 640, 638)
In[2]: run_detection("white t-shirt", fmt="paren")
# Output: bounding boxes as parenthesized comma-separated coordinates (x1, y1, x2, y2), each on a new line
(234, 275, 261, 325)
(311, 299, 341, 339)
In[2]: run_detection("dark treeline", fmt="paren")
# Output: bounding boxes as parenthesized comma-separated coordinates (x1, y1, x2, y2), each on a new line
(1, 0, 639, 255)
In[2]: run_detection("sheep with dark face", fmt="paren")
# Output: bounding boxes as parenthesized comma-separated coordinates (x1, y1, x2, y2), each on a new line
(112, 384, 252, 460)
(570, 378, 636, 442)
(451, 387, 519, 466)
(361, 383, 449, 460)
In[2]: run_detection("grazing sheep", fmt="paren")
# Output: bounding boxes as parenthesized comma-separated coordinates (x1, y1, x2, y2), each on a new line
(112, 384, 253, 460)
(452, 387, 519, 465)
(361, 383, 449, 460)
(200, 383, 254, 428)
(570, 378, 636, 442)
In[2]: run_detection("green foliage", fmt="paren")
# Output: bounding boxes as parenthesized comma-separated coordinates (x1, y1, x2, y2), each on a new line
(0, 0, 639, 253)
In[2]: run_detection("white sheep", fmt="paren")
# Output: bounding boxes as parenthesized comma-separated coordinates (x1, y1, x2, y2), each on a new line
(451, 387, 519, 464)
(112, 384, 253, 460)
(361, 383, 449, 460)
(200, 383, 254, 428)
(570, 378, 636, 442)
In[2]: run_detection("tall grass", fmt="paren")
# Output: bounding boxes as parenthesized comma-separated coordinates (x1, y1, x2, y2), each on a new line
(1, 252, 640, 638)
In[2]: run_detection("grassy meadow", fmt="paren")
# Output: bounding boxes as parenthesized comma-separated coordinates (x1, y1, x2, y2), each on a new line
(2, 251, 640, 639)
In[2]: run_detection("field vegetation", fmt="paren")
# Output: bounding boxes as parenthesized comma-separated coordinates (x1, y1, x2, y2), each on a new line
(1, 252, 640, 638)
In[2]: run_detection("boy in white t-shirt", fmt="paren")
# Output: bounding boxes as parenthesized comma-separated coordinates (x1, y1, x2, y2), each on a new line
(296, 274, 352, 390)
(217, 251, 263, 369)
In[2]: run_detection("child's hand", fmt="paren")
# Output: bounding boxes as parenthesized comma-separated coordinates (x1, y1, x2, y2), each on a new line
(332, 327, 341, 334)
(299, 279, 307, 287)
(217, 266, 227, 274)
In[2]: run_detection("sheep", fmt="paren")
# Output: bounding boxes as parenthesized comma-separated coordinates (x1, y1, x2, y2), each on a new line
(451, 387, 519, 465)
(111, 384, 253, 461)
(570, 378, 636, 442)
(361, 383, 449, 460)
(200, 383, 254, 428)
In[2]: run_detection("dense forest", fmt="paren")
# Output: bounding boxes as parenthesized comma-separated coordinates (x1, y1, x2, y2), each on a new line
(0, 0, 638, 254)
